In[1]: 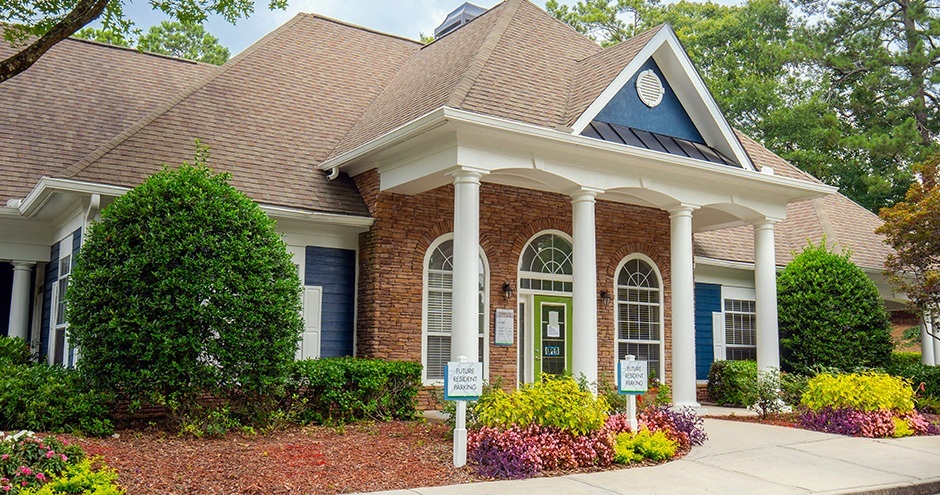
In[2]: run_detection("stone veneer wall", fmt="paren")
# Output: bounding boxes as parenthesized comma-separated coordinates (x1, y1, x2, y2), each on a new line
(353, 169, 673, 406)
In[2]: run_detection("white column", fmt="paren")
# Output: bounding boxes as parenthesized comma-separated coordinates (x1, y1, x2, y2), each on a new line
(7, 262, 35, 341)
(754, 220, 780, 372)
(451, 169, 483, 364)
(571, 189, 599, 386)
(922, 309, 936, 366)
(669, 205, 699, 408)
(932, 309, 940, 367)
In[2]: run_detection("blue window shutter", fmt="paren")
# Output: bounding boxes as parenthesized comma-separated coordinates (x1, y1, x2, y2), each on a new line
(304, 246, 356, 357)
(40, 244, 60, 360)
(694, 283, 722, 380)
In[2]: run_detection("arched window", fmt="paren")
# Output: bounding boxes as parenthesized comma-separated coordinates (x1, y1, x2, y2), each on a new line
(615, 255, 664, 379)
(519, 232, 573, 293)
(423, 235, 488, 384)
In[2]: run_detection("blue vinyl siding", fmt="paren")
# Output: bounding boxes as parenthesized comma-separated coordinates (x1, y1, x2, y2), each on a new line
(594, 58, 704, 143)
(40, 244, 59, 360)
(694, 282, 721, 380)
(304, 246, 356, 357)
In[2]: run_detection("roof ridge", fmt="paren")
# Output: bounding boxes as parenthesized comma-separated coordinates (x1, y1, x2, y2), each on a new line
(811, 196, 840, 246)
(68, 37, 211, 65)
(305, 13, 423, 45)
(59, 14, 309, 180)
(446, 0, 521, 108)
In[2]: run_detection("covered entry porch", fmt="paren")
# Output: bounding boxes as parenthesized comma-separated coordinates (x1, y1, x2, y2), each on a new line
(324, 107, 833, 406)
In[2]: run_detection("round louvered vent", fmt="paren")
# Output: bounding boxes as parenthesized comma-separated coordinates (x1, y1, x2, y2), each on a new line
(636, 69, 664, 108)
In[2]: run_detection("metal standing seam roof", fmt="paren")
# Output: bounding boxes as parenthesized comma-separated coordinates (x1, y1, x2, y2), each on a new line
(582, 120, 740, 167)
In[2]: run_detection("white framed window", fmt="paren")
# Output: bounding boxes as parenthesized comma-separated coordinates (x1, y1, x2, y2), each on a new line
(49, 236, 73, 366)
(712, 287, 757, 362)
(422, 234, 488, 385)
(614, 254, 665, 380)
(518, 231, 573, 293)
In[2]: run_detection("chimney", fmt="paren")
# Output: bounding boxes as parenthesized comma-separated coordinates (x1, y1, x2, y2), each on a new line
(434, 3, 487, 38)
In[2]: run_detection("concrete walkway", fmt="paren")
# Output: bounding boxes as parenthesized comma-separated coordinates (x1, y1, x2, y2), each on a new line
(357, 414, 940, 495)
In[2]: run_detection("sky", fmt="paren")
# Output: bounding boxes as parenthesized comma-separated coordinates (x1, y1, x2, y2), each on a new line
(103, 1, 541, 56)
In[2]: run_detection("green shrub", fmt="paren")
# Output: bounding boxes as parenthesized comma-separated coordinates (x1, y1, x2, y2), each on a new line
(777, 242, 893, 375)
(288, 357, 422, 424)
(890, 351, 922, 367)
(707, 360, 757, 406)
(19, 458, 124, 495)
(885, 362, 940, 399)
(613, 429, 677, 464)
(801, 372, 915, 413)
(474, 375, 608, 436)
(780, 371, 810, 407)
(0, 336, 30, 365)
(66, 148, 303, 427)
(0, 364, 113, 436)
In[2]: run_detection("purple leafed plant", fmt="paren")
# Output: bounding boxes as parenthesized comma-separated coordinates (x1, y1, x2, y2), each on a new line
(467, 435, 536, 479)
(665, 406, 708, 446)
(799, 407, 895, 437)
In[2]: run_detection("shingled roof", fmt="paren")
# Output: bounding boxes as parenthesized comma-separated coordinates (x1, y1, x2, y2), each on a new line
(0, 38, 216, 202)
(694, 137, 893, 271)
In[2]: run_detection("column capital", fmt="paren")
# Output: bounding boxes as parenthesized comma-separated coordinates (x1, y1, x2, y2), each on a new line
(752, 218, 781, 230)
(10, 261, 36, 270)
(447, 166, 488, 183)
(566, 187, 603, 202)
(667, 203, 699, 218)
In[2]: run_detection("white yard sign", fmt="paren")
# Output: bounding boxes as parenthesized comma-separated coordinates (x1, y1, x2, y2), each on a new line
(445, 361, 483, 400)
(618, 359, 648, 395)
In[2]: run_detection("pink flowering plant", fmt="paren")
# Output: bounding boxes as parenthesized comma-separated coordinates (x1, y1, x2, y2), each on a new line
(0, 431, 83, 493)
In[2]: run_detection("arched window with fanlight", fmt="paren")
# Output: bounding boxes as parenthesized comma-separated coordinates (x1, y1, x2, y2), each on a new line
(615, 254, 665, 380)
(519, 231, 573, 293)
(422, 234, 488, 384)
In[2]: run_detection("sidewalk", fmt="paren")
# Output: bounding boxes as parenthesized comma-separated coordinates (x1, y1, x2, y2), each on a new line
(357, 413, 940, 495)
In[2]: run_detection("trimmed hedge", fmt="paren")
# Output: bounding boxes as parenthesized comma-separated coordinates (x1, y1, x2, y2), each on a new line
(707, 360, 757, 406)
(0, 364, 113, 436)
(288, 357, 422, 424)
(890, 352, 922, 367)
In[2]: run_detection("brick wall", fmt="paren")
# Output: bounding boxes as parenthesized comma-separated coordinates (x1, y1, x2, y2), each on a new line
(354, 170, 673, 395)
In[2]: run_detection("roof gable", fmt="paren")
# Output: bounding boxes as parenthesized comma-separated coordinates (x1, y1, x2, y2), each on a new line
(594, 57, 703, 143)
(570, 25, 755, 171)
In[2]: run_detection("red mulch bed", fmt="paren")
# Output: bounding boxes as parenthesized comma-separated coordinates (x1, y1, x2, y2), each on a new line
(63, 422, 475, 495)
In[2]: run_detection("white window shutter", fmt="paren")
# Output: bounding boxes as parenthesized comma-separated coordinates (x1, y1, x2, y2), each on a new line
(297, 286, 322, 360)
(712, 311, 725, 361)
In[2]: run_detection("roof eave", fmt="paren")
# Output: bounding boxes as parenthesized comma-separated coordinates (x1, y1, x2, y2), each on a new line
(320, 107, 836, 203)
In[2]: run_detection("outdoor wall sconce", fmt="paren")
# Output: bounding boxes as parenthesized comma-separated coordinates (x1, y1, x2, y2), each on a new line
(599, 290, 612, 306)
(502, 282, 514, 299)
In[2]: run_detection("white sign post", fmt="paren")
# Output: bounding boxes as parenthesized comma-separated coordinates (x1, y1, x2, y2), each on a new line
(618, 355, 648, 432)
(445, 357, 483, 467)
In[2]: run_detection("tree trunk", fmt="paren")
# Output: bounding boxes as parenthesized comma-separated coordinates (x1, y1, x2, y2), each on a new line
(0, 0, 110, 83)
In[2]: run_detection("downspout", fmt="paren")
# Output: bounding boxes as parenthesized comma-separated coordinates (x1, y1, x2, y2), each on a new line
(327, 167, 340, 181)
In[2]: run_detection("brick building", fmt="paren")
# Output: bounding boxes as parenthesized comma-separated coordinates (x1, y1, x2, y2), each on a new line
(3, 0, 924, 408)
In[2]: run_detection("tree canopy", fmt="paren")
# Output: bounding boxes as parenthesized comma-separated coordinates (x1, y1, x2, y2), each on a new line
(548, 0, 940, 213)
(0, 0, 284, 82)
(878, 153, 940, 347)
(77, 21, 230, 64)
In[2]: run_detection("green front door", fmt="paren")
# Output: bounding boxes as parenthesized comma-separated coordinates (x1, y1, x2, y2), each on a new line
(533, 295, 573, 381)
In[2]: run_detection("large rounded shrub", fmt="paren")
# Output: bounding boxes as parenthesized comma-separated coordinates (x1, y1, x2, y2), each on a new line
(67, 152, 302, 420)
(777, 241, 892, 375)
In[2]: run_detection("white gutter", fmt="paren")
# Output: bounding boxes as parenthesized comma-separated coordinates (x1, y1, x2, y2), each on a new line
(319, 107, 837, 199)
(16, 177, 373, 228)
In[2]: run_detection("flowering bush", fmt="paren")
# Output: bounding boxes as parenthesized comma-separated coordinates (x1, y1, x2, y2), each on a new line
(637, 406, 707, 449)
(467, 424, 615, 477)
(18, 459, 124, 495)
(0, 431, 83, 493)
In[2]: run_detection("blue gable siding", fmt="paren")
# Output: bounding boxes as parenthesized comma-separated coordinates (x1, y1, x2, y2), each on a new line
(304, 246, 356, 357)
(40, 244, 59, 360)
(695, 282, 721, 380)
(594, 58, 704, 143)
